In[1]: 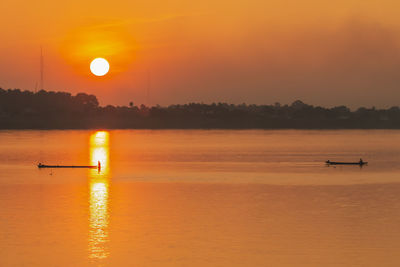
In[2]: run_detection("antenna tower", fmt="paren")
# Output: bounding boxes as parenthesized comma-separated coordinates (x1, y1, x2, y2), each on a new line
(146, 69, 151, 106)
(40, 46, 44, 90)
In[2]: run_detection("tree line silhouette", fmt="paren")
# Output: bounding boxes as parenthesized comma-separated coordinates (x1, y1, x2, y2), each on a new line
(1, 88, 400, 129)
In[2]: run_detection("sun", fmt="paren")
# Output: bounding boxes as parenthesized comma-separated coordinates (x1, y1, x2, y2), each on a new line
(90, 58, 109, 76)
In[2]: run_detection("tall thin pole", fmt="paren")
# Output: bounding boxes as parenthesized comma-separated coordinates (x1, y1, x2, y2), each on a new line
(40, 46, 44, 90)
(146, 69, 150, 107)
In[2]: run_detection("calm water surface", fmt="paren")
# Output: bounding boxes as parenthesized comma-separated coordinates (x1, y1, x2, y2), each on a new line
(1, 130, 400, 266)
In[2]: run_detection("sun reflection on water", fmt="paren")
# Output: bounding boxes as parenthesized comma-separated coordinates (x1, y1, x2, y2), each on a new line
(88, 131, 110, 260)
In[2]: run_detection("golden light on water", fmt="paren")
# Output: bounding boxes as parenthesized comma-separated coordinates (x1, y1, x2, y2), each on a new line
(88, 131, 110, 260)
(90, 131, 109, 174)
(89, 181, 109, 259)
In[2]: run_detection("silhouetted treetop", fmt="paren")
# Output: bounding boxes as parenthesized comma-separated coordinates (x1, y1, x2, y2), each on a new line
(0, 88, 399, 129)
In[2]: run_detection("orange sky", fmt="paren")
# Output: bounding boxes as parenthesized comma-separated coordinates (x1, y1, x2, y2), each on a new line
(1, 0, 400, 107)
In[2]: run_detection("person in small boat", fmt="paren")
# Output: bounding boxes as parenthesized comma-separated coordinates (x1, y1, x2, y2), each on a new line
(359, 158, 364, 164)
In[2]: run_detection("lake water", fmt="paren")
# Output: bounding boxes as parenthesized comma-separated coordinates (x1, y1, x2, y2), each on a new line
(1, 130, 400, 266)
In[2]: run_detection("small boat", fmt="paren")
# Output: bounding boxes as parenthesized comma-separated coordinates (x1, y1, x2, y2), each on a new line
(38, 161, 101, 171)
(326, 159, 367, 166)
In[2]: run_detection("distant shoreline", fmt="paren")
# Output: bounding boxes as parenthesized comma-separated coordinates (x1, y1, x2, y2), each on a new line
(1, 126, 400, 130)
(1, 88, 400, 130)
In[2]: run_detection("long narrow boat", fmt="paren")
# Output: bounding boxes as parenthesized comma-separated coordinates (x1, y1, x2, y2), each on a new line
(325, 160, 367, 166)
(38, 162, 101, 170)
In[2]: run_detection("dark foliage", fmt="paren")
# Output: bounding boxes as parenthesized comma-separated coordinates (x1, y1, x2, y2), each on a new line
(0, 88, 399, 129)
